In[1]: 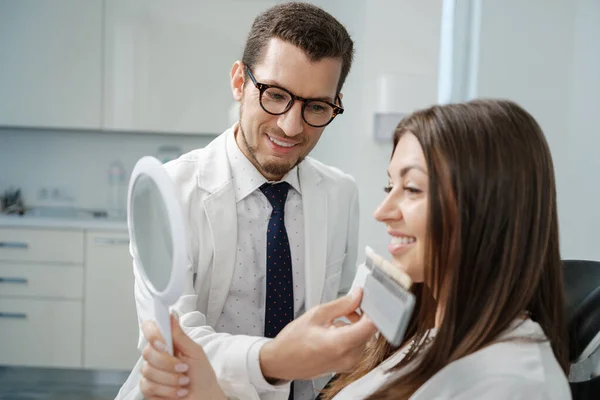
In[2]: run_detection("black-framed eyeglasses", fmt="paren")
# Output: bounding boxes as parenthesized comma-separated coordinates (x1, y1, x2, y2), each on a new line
(246, 67, 344, 128)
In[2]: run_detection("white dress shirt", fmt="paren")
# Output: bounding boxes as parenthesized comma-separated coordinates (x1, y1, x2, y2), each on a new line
(334, 319, 571, 399)
(217, 130, 313, 399)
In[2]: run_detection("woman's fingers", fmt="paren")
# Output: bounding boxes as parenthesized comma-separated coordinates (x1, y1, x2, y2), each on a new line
(142, 320, 190, 374)
(141, 360, 190, 387)
(140, 319, 191, 399)
(140, 345, 190, 400)
(142, 340, 189, 374)
(171, 314, 206, 359)
(140, 376, 189, 399)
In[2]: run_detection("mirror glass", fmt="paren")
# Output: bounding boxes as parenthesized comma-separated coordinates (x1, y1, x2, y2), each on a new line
(131, 173, 173, 293)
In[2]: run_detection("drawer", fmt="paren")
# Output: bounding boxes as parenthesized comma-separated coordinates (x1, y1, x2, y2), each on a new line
(0, 228, 84, 264)
(0, 263, 83, 299)
(0, 297, 82, 368)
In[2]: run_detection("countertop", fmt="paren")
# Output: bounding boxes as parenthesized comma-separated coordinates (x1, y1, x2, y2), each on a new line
(0, 213, 128, 231)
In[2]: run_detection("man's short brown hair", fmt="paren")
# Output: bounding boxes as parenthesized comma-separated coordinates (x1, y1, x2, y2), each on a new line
(242, 2, 354, 94)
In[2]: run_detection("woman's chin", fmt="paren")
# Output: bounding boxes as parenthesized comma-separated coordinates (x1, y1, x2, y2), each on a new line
(391, 259, 423, 284)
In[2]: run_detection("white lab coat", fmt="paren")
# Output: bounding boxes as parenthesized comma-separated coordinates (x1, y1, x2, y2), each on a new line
(116, 126, 360, 400)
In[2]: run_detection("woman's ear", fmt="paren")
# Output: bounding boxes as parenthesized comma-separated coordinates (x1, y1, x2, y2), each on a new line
(231, 61, 245, 102)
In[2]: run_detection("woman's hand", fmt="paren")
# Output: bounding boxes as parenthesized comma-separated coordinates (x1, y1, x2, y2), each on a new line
(140, 314, 226, 400)
(259, 288, 377, 382)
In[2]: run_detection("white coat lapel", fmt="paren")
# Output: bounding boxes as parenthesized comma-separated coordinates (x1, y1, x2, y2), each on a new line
(203, 184, 237, 326)
(299, 161, 327, 310)
(197, 129, 238, 326)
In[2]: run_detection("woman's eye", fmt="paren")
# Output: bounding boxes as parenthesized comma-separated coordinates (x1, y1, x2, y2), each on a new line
(383, 185, 393, 193)
(404, 186, 422, 194)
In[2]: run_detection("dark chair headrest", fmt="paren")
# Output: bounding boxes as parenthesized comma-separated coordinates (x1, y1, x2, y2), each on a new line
(563, 259, 600, 362)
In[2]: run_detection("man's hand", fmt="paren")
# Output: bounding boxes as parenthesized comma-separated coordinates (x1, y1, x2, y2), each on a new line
(259, 288, 377, 381)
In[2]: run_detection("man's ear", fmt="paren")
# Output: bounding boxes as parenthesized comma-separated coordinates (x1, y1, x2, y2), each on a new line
(231, 60, 245, 102)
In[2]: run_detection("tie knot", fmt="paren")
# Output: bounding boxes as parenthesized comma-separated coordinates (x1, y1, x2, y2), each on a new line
(260, 182, 290, 211)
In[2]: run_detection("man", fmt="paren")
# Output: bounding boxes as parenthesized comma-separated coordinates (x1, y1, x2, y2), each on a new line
(117, 3, 360, 399)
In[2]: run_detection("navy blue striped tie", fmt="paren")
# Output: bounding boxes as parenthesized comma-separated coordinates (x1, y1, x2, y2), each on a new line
(260, 182, 295, 400)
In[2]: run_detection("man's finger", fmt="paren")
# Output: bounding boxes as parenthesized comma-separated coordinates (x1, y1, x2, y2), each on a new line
(344, 311, 361, 323)
(332, 320, 348, 328)
(313, 288, 363, 324)
(331, 314, 377, 347)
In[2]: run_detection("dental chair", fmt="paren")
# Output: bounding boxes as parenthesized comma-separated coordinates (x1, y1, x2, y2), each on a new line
(563, 259, 600, 400)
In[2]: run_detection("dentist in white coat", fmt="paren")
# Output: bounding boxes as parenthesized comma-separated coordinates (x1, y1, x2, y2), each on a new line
(116, 3, 368, 399)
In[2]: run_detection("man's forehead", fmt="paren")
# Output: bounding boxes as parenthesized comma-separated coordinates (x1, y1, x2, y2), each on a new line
(253, 39, 342, 99)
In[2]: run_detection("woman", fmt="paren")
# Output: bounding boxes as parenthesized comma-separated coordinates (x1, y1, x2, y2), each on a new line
(139, 99, 571, 399)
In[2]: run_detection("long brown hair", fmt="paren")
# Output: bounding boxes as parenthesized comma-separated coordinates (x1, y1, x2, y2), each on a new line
(242, 2, 354, 94)
(322, 99, 569, 399)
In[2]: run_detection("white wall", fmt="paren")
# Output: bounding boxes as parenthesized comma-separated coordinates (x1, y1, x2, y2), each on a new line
(567, 0, 600, 260)
(474, 0, 576, 230)
(307, 0, 443, 257)
(464, 0, 599, 260)
(0, 129, 212, 210)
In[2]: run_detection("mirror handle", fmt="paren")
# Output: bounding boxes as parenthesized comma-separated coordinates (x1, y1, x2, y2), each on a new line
(153, 298, 173, 355)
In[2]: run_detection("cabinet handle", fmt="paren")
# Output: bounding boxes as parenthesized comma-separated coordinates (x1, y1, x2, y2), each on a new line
(0, 277, 28, 284)
(94, 237, 129, 246)
(0, 312, 27, 319)
(0, 241, 29, 249)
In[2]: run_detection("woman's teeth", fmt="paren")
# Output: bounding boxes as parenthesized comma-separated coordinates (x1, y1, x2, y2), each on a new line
(391, 236, 416, 245)
(269, 136, 295, 148)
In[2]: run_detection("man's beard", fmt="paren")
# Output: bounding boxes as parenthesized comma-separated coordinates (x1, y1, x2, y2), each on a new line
(238, 106, 304, 179)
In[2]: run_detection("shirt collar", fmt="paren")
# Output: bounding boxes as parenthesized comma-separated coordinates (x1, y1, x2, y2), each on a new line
(226, 125, 301, 203)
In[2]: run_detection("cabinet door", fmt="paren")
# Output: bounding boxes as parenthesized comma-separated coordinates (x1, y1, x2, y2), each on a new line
(103, 0, 275, 134)
(0, 0, 102, 129)
(0, 297, 82, 368)
(83, 230, 139, 370)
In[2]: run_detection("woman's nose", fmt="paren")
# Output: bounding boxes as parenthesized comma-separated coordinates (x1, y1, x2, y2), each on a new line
(374, 194, 402, 222)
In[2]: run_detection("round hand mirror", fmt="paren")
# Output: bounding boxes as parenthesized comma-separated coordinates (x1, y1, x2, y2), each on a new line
(127, 156, 188, 354)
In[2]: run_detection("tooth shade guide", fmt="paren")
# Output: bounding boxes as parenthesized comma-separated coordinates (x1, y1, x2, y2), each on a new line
(365, 246, 412, 289)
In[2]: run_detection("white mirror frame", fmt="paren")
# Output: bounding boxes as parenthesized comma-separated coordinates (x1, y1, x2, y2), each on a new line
(127, 156, 188, 354)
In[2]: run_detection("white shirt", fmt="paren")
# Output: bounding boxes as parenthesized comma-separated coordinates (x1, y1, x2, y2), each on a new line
(216, 130, 313, 399)
(334, 319, 571, 400)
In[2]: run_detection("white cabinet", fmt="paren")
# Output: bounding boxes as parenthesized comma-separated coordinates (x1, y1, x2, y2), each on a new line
(0, 227, 85, 368)
(103, 0, 276, 134)
(0, 298, 83, 368)
(0, 0, 103, 129)
(0, 0, 276, 133)
(0, 227, 139, 371)
(83, 230, 139, 370)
